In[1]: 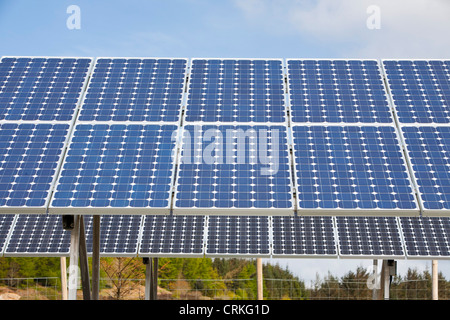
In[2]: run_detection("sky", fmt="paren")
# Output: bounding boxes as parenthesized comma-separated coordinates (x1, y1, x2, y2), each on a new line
(1, 0, 450, 284)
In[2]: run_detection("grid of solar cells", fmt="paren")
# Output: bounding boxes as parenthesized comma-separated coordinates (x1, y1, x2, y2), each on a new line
(4, 215, 70, 256)
(292, 125, 417, 212)
(400, 216, 450, 258)
(0, 57, 91, 121)
(174, 124, 293, 213)
(0, 123, 70, 213)
(139, 215, 205, 256)
(50, 124, 177, 213)
(84, 215, 142, 256)
(185, 59, 286, 123)
(78, 58, 187, 122)
(383, 60, 450, 124)
(272, 216, 336, 257)
(205, 216, 270, 256)
(401, 126, 450, 213)
(287, 60, 392, 124)
(336, 217, 404, 257)
(0, 215, 15, 255)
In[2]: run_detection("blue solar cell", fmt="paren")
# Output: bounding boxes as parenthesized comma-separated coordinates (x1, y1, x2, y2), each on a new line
(383, 60, 450, 124)
(174, 124, 293, 213)
(4, 215, 70, 256)
(78, 58, 187, 122)
(139, 215, 205, 256)
(84, 215, 142, 256)
(205, 216, 270, 256)
(0, 123, 70, 213)
(0, 215, 16, 254)
(336, 216, 404, 257)
(292, 125, 417, 213)
(272, 216, 337, 257)
(400, 216, 450, 258)
(288, 60, 393, 124)
(50, 124, 178, 213)
(0, 57, 92, 121)
(402, 126, 450, 212)
(185, 59, 286, 123)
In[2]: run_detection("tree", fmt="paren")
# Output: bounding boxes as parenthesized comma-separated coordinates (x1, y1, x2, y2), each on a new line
(100, 257, 145, 300)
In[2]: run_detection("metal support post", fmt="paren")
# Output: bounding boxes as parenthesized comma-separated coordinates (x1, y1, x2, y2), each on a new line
(78, 216, 91, 300)
(92, 215, 101, 300)
(68, 215, 80, 300)
(60, 257, 68, 300)
(151, 258, 158, 300)
(257, 258, 263, 300)
(144, 258, 151, 300)
(432, 260, 439, 300)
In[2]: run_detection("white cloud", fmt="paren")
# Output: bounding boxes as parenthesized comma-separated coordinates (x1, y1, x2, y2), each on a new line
(234, 0, 450, 58)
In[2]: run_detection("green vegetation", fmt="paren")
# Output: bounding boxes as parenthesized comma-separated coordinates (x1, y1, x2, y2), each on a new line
(0, 257, 449, 300)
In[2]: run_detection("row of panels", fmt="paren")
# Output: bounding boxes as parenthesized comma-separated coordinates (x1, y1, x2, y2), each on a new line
(0, 214, 449, 259)
(1, 57, 450, 216)
(6, 121, 450, 216)
(2, 57, 449, 125)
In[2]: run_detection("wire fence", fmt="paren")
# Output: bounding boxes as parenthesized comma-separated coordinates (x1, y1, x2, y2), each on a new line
(1, 277, 449, 300)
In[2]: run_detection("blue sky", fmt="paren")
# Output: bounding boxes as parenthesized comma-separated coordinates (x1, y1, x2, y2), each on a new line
(1, 0, 450, 59)
(1, 0, 450, 283)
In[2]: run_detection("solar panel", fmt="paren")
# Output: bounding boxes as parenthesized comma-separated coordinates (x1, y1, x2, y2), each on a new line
(0, 123, 71, 214)
(292, 125, 418, 215)
(205, 216, 270, 257)
(0, 57, 92, 122)
(400, 216, 450, 259)
(84, 215, 142, 256)
(173, 124, 294, 214)
(185, 59, 286, 123)
(383, 60, 450, 124)
(78, 58, 187, 123)
(287, 59, 393, 124)
(0, 215, 16, 255)
(49, 123, 178, 214)
(4, 214, 70, 256)
(271, 216, 337, 258)
(401, 126, 450, 215)
(139, 215, 205, 257)
(336, 216, 405, 258)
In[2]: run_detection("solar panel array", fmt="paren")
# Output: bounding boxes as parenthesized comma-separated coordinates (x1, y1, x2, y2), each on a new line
(1, 56, 450, 260)
(1, 214, 449, 259)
